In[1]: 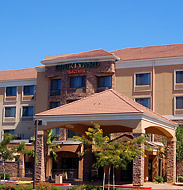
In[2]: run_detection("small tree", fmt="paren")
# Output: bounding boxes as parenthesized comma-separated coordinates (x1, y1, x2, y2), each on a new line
(46, 129, 60, 161)
(74, 123, 148, 189)
(0, 134, 27, 181)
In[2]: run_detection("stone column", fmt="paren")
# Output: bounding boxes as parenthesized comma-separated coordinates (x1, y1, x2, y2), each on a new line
(35, 130, 46, 182)
(83, 144, 92, 181)
(166, 138, 176, 183)
(133, 133, 144, 186)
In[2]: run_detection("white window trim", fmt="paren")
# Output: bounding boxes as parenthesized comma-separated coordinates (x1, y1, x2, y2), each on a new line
(134, 71, 152, 92)
(21, 85, 35, 102)
(3, 106, 17, 123)
(174, 69, 183, 90)
(134, 96, 152, 109)
(21, 105, 34, 121)
(174, 95, 183, 115)
(4, 86, 18, 102)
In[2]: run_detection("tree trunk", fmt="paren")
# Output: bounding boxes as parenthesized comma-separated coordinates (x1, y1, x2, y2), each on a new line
(113, 165, 115, 190)
(108, 166, 111, 190)
(103, 171, 106, 190)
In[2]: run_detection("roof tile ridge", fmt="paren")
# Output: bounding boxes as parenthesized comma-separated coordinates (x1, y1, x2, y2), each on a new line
(0, 68, 36, 72)
(43, 49, 110, 62)
(110, 43, 183, 53)
(110, 90, 143, 112)
(111, 90, 176, 124)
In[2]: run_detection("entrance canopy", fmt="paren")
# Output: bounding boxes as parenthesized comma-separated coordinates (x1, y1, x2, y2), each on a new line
(35, 89, 177, 137)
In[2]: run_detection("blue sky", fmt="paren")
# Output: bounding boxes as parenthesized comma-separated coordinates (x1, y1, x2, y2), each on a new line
(0, 0, 183, 70)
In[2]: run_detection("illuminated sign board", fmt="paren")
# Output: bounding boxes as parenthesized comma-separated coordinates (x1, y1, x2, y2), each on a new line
(55, 61, 100, 71)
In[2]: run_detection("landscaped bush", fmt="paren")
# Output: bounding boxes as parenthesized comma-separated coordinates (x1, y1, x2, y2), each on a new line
(154, 176, 164, 183)
(0, 173, 11, 180)
(178, 176, 183, 182)
(69, 184, 115, 190)
(36, 182, 52, 190)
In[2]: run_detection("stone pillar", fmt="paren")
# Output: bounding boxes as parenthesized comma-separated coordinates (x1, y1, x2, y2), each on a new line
(166, 138, 176, 183)
(133, 133, 144, 186)
(35, 130, 46, 182)
(83, 144, 92, 181)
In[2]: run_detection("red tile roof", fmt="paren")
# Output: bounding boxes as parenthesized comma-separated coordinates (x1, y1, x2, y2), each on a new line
(111, 44, 183, 61)
(41, 49, 115, 62)
(36, 89, 176, 125)
(0, 68, 37, 81)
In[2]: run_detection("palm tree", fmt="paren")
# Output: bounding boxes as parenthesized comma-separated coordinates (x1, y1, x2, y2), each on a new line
(46, 129, 61, 179)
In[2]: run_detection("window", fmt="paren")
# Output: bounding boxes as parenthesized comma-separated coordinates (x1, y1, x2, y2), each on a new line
(68, 130, 79, 138)
(50, 102, 60, 109)
(70, 76, 85, 88)
(52, 128, 59, 137)
(50, 79, 61, 96)
(97, 76, 112, 88)
(6, 87, 17, 96)
(5, 107, 16, 117)
(23, 85, 35, 95)
(135, 98, 151, 109)
(176, 71, 183, 83)
(136, 73, 151, 85)
(4, 129, 15, 135)
(22, 106, 34, 116)
(176, 97, 183, 109)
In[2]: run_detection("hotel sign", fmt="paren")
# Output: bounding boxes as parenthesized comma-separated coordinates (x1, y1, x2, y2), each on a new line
(55, 61, 100, 71)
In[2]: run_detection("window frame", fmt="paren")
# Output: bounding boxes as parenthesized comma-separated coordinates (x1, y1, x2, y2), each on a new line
(97, 75, 112, 88)
(23, 85, 35, 96)
(50, 79, 61, 96)
(22, 106, 34, 117)
(134, 97, 151, 109)
(134, 72, 152, 92)
(69, 76, 86, 89)
(174, 69, 183, 90)
(50, 102, 61, 109)
(4, 106, 16, 118)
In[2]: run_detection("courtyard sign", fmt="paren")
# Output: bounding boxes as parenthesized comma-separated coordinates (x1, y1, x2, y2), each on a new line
(55, 61, 100, 71)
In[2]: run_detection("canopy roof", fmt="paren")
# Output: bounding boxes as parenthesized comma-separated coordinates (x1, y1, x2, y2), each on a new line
(36, 89, 175, 127)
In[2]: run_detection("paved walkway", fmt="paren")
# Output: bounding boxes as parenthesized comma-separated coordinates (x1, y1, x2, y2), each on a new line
(81, 181, 183, 189)
(139, 182, 183, 189)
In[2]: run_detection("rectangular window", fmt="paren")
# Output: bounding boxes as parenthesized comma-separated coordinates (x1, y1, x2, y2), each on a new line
(4, 129, 15, 135)
(136, 73, 151, 85)
(50, 79, 61, 96)
(97, 76, 112, 88)
(5, 107, 16, 117)
(6, 87, 17, 96)
(50, 102, 60, 109)
(70, 76, 85, 88)
(68, 129, 79, 138)
(135, 98, 151, 109)
(23, 85, 35, 95)
(52, 128, 59, 137)
(176, 71, 183, 83)
(176, 97, 183, 109)
(22, 106, 34, 116)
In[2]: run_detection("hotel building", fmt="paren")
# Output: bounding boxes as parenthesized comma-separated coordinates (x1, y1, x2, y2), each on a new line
(1, 44, 183, 185)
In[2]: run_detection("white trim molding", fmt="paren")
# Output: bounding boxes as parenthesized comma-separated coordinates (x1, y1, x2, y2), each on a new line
(0, 79, 37, 88)
(41, 55, 120, 66)
(116, 56, 183, 69)
(34, 112, 177, 130)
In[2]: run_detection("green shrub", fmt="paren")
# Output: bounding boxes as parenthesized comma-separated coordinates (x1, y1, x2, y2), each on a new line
(51, 185, 64, 190)
(69, 185, 113, 190)
(37, 182, 52, 190)
(0, 173, 11, 180)
(178, 176, 183, 182)
(154, 176, 164, 183)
